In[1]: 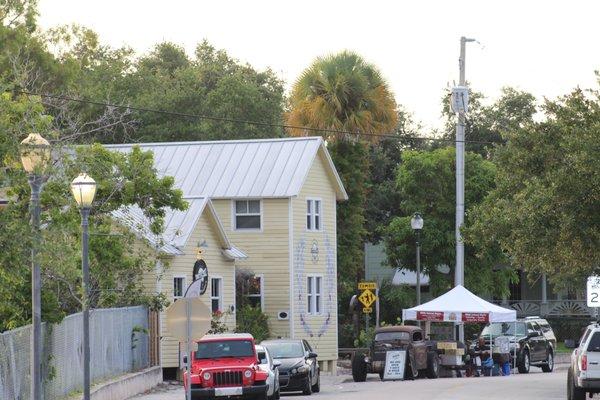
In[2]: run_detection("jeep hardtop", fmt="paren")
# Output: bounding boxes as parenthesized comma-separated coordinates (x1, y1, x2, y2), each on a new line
(183, 333, 269, 400)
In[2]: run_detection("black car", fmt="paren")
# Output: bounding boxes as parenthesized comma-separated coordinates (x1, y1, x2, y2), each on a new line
(475, 318, 556, 373)
(261, 339, 320, 395)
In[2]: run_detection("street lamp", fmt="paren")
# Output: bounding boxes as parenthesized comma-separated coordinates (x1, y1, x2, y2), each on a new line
(411, 213, 424, 305)
(71, 173, 97, 400)
(20, 133, 50, 400)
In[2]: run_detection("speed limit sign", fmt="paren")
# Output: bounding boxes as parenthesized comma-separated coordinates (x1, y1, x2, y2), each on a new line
(587, 276, 600, 307)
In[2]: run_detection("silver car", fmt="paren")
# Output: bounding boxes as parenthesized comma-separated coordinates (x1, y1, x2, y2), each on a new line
(256, 345, 281, 400)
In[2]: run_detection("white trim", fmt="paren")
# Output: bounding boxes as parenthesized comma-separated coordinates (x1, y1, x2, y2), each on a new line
(333, 193, 339, 354)
(173, 275, 187, 299)
(104, 136, 322, 149)
(210, 276, 223, 313)
(305, 197, 323, 232)
(232, 267, 237, 324)
(232, 199, 263, 232)
(288, 198, 295, 339)
(306, 274, 324, 316)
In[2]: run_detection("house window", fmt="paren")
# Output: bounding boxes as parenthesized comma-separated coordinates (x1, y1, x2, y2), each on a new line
(211, 278, 223, 313)
(173, 276, 186, 299)
(234, 200, 261, 230)
(306, 199, 321, 231)
(244, 276, 263, 309)
(307, 275, 322, 315)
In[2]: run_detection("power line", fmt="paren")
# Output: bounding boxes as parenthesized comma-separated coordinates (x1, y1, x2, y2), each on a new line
(17, 90, 503, 146)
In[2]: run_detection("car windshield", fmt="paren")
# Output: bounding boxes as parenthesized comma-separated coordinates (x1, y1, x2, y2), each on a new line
(481, 322, 527, 337)
(195, 340, 254, 359)
(264, 342, 304, 359)
(375, 332, 410, 342)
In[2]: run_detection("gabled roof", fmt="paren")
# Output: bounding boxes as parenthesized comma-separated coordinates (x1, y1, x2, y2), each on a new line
(105, 137, 348, 200)
(112, 197, 246, 259)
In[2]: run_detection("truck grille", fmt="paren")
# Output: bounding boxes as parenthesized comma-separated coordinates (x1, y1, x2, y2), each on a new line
(214, 370, 243, 386)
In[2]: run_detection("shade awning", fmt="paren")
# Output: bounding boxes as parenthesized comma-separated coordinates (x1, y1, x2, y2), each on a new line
(402, 285, 516, 323)
(222, 246, 248, 261)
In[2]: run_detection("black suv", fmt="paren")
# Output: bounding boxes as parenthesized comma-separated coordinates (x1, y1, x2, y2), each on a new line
(475, 317, 556, 373)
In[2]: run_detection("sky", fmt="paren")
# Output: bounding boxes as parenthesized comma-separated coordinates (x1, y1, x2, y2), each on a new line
(37, 0, 600, 131)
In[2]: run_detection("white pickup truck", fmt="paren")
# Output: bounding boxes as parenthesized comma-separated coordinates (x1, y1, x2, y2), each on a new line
(568, 323, 600, 400)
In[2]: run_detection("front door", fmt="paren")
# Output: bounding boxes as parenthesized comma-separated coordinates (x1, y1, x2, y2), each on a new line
(411, 331, 428, 370)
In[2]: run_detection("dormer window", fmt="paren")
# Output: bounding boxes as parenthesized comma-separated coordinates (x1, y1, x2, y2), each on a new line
(234, 200, 261, 230)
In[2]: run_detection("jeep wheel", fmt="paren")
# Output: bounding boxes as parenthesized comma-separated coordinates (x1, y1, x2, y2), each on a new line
(302, 374, 313, 395)
(426, 351, 439, 379)
(352, 354, 367, 382)
(518, 349, 530, 374)
(568, 369, 585, 400)
(542, 349, 554, 373)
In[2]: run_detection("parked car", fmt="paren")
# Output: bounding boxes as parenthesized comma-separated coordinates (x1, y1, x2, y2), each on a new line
(255, 345, 281, 400)
(261, 339, 320, 395)
(351, 325, 439, 382)
(183, 333, 269, 400)
(475, 317, 556, 374)
(567, 322, 600, 400)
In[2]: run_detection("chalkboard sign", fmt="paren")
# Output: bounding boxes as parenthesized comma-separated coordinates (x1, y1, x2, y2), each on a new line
(383, 350, 406, 381)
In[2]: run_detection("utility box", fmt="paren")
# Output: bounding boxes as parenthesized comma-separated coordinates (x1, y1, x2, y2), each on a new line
(451, 86, 469, 114)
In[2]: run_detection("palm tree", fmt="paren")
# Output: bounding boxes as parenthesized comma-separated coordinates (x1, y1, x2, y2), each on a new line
(286, 51, 397, 142)
(286, 52, 398, 340)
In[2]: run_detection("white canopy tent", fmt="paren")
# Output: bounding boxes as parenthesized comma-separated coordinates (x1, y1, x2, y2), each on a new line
(402, 285, 516, 323)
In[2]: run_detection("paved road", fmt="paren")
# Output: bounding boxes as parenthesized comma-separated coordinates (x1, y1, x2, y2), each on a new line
(132, 370, 567, 400)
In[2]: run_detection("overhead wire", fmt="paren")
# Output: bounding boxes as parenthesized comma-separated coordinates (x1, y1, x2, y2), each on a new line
(16, 90, 504, 146)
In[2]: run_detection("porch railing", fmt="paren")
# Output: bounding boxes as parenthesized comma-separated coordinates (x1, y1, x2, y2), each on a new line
(492, 300, 596, 318)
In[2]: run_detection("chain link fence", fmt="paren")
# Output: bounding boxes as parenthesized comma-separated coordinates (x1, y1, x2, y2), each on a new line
(0, 306, 149, 400)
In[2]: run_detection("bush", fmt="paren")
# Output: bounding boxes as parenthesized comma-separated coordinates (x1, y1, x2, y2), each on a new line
(208, 311, 229, 334)
(236, 305, 270, 342)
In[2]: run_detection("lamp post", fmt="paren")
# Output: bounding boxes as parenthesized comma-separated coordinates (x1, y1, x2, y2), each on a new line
(411, 213, 424, 306)
(71, 173, 97, 400)
(20, 133, 50, 400)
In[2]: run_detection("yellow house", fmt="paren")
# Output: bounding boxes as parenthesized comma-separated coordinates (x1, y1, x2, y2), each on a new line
(112, 198, 246, 372)
(107, 137, 348, 374)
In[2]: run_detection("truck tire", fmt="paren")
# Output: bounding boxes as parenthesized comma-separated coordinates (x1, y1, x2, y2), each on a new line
(568, 369, 586, 400)
(352, 354, 368, 382)
(518, 349, 530, 374)
(541, 349, 554, 373)
(426, 351, 439, 379)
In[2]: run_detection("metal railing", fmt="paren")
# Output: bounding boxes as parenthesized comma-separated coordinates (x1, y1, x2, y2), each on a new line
(493, 300, 593, 318)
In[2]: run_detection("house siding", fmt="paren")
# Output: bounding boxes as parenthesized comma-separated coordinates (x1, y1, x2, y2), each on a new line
(291, 152, 339, 369)
(155, 210, 236, 368)
(212, 198, 292, 338)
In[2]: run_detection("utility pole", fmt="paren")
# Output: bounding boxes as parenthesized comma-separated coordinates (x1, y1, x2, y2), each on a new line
(455, 36, 475, 343)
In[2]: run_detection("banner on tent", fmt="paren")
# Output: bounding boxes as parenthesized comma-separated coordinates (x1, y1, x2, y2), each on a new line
(415, 311, 489, 322)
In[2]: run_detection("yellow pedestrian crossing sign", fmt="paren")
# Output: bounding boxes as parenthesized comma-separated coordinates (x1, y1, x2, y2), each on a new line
(358, 289, 377, 308)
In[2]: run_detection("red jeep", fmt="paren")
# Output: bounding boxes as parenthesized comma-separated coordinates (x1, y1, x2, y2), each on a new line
(183, 333, 270, 400)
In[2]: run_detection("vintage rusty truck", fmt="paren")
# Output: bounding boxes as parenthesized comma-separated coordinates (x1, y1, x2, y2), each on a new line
(352, 325, 439, 381)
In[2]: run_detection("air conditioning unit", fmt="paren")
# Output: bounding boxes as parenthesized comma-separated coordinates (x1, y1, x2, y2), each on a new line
(277, 311, 289, 321)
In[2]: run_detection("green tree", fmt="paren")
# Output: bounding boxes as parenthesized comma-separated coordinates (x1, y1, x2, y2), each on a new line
(441, 87, 537, 157)
(0, 93, 185, 331)
(384, 147, 513, 298)
(468, 86, 600, 289)
(286, 51, 398, 342)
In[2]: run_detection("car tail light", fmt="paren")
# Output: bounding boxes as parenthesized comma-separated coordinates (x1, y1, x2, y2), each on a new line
(581, 354, 588, 371)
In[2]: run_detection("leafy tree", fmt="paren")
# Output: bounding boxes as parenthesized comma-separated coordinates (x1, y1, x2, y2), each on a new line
(366, 109, 430, 243)
(384, 147, 513, 298)
(467, 86, 600, 289)
(0, 93, 185, 331)
(441, 87, 537, 157)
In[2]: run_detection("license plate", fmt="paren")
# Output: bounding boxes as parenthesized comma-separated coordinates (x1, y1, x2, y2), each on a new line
(215, 387, 243, 397)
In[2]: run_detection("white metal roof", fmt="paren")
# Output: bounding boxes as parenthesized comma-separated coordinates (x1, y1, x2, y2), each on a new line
(112, 197, 247, 259)
(105, 137, 348, 200)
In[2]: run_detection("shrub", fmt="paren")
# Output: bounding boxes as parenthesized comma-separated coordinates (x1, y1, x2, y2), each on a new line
(236, 305, 270, 342)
